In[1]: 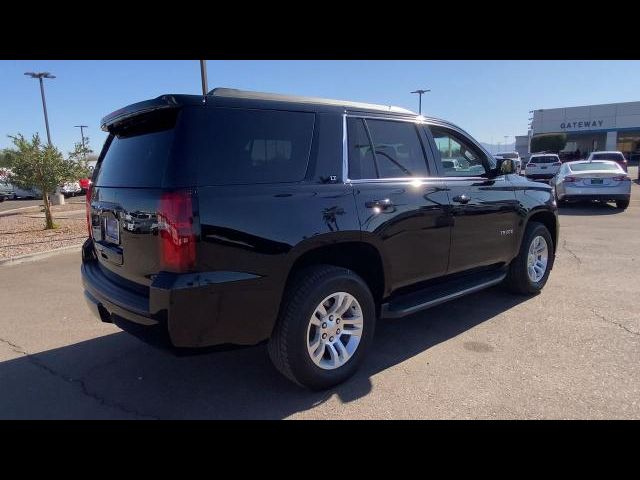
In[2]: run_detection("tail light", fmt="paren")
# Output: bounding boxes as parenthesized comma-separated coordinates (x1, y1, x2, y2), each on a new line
(564, 176, 578, 182)
(552, 162, 561, 166)
(612, 175, 630, 182)
(85, 181, 93, 237)
(526, 163, 536, 168)
(158, 190, 196, 272)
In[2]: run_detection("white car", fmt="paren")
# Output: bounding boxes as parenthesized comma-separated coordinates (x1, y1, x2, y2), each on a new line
(60, 181, 82, 197)
(525, 153, 562, 181)
(552, 160, 631, 209)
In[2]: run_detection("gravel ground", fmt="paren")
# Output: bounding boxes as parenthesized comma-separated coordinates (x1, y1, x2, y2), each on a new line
(0, 204, 86, 260)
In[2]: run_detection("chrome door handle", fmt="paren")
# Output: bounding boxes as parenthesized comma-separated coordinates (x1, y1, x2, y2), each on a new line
(453, 194, 470, 204)
(365, 199, 394, 209)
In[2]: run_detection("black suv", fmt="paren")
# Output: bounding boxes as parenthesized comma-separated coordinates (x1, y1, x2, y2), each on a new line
(82, 88, 559, 389)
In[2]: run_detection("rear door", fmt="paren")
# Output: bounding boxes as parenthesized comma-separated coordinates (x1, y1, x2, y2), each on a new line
(425, 124, 520, 274)
(348, 116, 451, 291)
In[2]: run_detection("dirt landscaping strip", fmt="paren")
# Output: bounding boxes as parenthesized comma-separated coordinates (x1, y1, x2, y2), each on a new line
(0, 243, 84, 266)
(0, 203, 87, 261)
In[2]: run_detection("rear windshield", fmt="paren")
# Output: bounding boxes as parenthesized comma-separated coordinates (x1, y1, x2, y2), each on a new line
(500, 153, 519, 159)
(570, 162, 621, 172)
(94, 106, 315, 188)
(94, 109, 179, 188)
(591, 152, 624, 161)
(529, 156, 558, 164)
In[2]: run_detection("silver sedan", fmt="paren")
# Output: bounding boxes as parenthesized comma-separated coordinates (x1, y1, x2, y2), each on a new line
(552, 160, 631, 209)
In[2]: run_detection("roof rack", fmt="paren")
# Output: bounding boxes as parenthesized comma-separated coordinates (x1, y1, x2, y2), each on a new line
(208, 87, 416, 115)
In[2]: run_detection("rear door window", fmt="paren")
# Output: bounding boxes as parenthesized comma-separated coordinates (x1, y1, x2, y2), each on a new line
(189, 108, 315, 185)
(364, 119, 428, 178)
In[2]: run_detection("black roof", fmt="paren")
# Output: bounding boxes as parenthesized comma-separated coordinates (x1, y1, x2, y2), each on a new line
(101, 87, 462, 131)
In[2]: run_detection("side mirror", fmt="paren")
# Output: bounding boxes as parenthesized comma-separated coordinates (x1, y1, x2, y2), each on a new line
(492, 157, 515, 177)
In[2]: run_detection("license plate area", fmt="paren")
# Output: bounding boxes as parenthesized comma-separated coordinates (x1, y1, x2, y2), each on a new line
(104, 216, 120, 245)
(591, 178, 603, 185)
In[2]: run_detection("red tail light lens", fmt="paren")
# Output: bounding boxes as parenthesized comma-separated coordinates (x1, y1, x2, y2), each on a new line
(612, 175, 630, 182)
(158, 190, 196, 272)
(85, 182, 93, 237)
(564, 176, 578, 182)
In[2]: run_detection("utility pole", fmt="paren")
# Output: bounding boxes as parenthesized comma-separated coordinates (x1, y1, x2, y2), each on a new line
(74, 125, 88, 158)
(199, 60, 208, 95)
(410, 89, 431, 115)
(25, 72, 56, 146)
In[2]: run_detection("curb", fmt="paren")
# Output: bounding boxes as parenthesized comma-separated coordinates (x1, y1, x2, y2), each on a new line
(0, 205, 43, 218)
(0, 243, 84, 267)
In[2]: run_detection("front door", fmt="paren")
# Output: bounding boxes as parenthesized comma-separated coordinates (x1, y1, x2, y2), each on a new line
(426, 124, 520, 274)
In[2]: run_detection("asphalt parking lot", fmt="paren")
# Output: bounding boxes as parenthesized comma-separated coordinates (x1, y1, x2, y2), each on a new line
(0, 169, 638, 419)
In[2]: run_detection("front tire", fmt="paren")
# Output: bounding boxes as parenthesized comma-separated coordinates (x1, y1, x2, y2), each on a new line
(505, 221, 555, 295)
(268, 265, 376, 390)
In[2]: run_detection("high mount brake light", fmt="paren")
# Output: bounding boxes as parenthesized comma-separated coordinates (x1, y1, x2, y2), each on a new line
(158, 190, 196, 272)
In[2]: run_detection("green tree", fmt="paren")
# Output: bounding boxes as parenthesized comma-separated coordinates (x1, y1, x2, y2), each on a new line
(530, 133, 567, 154)
(5, 134, 89, 229)
(0, 149, 11, 168)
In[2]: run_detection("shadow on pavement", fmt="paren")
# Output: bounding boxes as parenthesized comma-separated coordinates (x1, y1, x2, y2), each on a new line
(0, 287, 530, 419)
(557, 201, 624, 216)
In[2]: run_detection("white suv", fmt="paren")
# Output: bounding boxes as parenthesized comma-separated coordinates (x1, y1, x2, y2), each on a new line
(526, 154, 562, 181)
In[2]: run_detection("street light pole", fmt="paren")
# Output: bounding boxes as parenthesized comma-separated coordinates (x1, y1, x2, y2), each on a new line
(504, 135, 509, 152)
(74, 125, 88, 158)
(25, 72, 56, 147)
(199, 60, 208, 95)
(410, 89, 431, 115)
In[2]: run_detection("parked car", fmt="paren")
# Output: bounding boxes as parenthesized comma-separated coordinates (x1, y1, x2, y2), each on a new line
(552, 160, 631, 209)
(586, 151, 628, 172)
(11, 186, 42, 199)
(0, 182, 16, 201)
(82, 88, 559, 389)
(60, 181, 82, 197)
(525, 153, 562, 181)
(496, 151, 522, 174)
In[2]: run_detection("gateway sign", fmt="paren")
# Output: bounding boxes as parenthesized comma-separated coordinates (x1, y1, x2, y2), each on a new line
(560, 120, 604, 130)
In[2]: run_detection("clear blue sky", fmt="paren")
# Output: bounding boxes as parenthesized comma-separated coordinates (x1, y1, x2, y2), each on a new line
(1, 60, 639, 154)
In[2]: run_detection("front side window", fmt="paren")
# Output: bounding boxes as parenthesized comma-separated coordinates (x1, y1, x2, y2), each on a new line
(430, 126, 489, 177)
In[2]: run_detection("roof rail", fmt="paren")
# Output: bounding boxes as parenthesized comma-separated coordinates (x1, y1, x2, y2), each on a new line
(208, 87, 416, 114)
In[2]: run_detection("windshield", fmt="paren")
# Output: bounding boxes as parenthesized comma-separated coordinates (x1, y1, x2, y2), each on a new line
(570, 162, 622, 172)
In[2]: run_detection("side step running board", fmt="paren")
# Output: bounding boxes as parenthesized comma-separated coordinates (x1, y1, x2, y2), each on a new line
(381, 271, 507, 319)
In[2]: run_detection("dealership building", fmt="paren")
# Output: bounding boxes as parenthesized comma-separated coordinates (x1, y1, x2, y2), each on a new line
(521, 101, 640, 160)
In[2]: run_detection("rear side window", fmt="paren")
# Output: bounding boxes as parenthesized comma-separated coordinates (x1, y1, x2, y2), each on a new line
(347, 118, 377, 179)
(190, 108, 315, 185)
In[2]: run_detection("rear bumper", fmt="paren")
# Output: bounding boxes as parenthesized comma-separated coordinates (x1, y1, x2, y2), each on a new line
(81, 239, 280, 349)
(561, 194, 630, 202)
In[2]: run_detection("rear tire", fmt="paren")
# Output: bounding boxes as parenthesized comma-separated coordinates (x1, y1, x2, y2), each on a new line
(268, 265, 376, 390)
(505, 221, 554, 295)
(616, 198, 630, 210)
